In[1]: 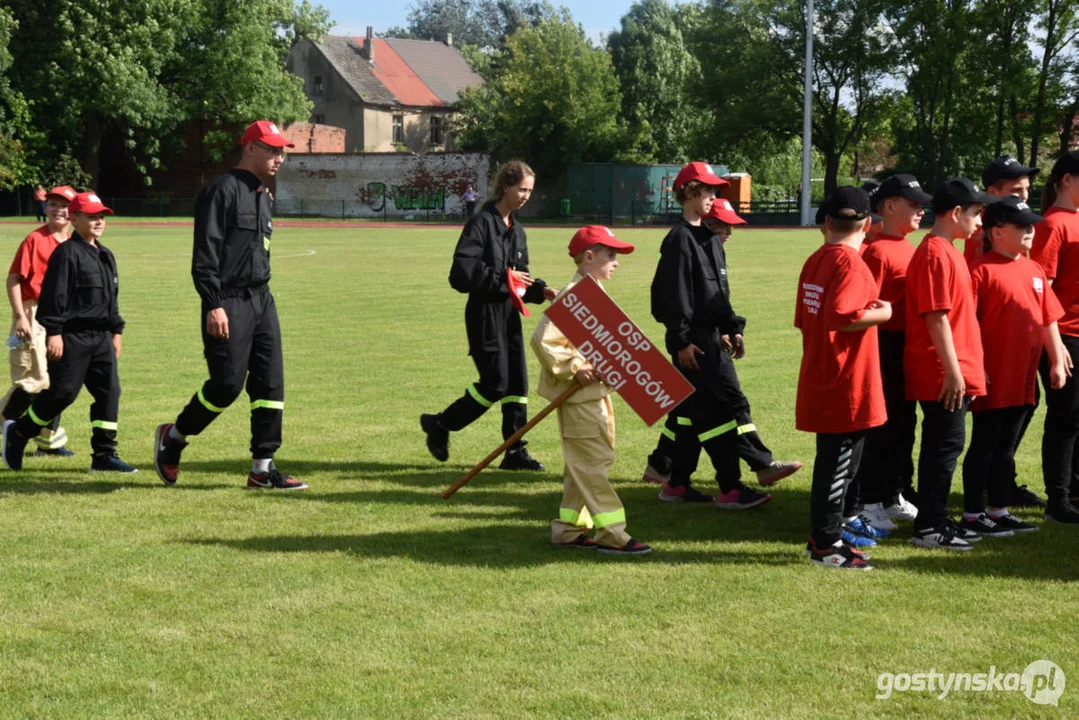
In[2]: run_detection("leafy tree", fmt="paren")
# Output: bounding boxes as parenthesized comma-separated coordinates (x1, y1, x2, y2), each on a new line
(454, 11, 625, 182)
(1029, 0, 1079, 166)
(608, 0, 700, 163)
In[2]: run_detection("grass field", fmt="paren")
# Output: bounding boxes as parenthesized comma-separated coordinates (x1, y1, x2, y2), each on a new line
(0, 220, 1074, 718)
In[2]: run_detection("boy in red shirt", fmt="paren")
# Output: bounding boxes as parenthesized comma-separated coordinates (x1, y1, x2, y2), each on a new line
(1, 185, 78, 457)
(905, 178, 993, 550)
(854, 174, 931, 532)
(964, 196, 1066, 536)
(1030, 150, 1079, 524)
(796, 187, 890, 570)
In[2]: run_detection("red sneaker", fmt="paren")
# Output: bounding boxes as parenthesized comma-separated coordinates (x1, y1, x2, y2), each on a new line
(247, 464, 307, 490)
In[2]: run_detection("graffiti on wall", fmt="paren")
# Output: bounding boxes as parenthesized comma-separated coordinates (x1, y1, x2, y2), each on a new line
(277, 153, 489, 219)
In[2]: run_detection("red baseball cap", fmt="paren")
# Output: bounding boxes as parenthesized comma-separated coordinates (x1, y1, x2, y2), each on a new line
(46, 186, 77, 202)
(506, 269, 530, 317)
(240, 120, 295, 149)
(68, 192, 113, 216)
(705, 198, 746, 225)
(674, 162, 729, 189)
(568, 225, 635, 257)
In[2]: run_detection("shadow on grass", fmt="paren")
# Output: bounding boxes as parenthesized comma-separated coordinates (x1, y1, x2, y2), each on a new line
(182, 523, 806, 569)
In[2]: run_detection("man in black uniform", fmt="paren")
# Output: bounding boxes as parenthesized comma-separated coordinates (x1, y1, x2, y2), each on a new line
(153, 120, 305, 490)
(2, 192, 135, 472)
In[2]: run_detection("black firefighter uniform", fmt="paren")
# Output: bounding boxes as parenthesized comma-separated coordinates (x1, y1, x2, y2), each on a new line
(173, 168, 284, 458)
(531, 272, 632, 547)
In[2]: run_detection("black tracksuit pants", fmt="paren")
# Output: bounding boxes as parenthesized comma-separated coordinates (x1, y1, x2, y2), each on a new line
(438, 309, 529, 446)
(666, 333, 742, 492)
(1039, 334, 1079, 507)
(855, 330, 916, 506)
(811, 431, 868, 547)
(962, 405, 1030, 513)
(914, 398, 970, 531)
(15, 329, 119, 454)
(175, 286, 284, 459)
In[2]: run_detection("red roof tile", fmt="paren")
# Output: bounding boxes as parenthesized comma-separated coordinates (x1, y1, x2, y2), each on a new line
(357, 37, 443, 107)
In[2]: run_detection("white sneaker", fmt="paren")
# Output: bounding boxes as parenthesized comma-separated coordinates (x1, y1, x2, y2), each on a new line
(886, 493, 918, 523)
(860, 503, 898, 531)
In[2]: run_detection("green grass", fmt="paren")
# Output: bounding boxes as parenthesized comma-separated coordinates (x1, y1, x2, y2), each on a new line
(0, 221, 1074, 719)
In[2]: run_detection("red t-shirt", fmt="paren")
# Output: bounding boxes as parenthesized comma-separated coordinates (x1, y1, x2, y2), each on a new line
(1030, 206, 1079, 337)
(9, 226, 65, 301)
(964, 227, 985, 268)
(32, 188, 46, 202)
(904, 234, 987, 401)
(861, 233, 916, 333)
(794, 243, 886, 434)
(970, 252, 1063, 410)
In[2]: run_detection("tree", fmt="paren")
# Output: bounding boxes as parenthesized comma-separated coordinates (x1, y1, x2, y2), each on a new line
(0, 6, 33, 190)
(454, 11, 625, 182)
(3, 0, 327, 190)
(387, 0, 555, 49)
(1029, 0, 1079, 166)
(608, 0, 700, 163)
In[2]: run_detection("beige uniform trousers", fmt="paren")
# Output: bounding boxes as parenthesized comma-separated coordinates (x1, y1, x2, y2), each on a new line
(0, 299, 66, 448)
(551, 395, 631, 548)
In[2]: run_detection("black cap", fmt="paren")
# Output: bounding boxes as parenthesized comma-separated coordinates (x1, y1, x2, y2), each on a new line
(931, 178, 998, 214)
(983, 195, 1044, 228)
(1050, 150, 1079, 178)
(821, 186, 872, 221)
(982, 155, 1039, 188)
(874, 174, 932, 206)
(814, 204, 826, 225)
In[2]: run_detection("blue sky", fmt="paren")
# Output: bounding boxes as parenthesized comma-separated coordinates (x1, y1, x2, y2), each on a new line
(325, 0, 635, 43)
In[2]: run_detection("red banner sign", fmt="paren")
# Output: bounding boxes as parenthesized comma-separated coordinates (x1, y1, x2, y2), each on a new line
(544, 275, 694, 426)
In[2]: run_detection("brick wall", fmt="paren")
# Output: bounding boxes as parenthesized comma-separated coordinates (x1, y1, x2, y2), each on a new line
(276, 152, 490, 218)
(282, 122, 347, 154)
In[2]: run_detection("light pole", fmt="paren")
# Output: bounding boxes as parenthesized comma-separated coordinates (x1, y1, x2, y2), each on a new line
(800, 0, 814, 226)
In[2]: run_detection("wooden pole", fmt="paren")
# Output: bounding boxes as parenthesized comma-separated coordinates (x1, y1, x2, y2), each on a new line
(442, 382, 581, 499)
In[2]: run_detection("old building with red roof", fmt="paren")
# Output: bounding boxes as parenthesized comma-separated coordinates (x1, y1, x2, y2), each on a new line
(287, 27, 484, 153)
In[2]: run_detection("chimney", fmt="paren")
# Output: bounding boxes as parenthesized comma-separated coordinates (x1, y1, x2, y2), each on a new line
(445, 32, 453, 46)
(365, 26, 375, 63)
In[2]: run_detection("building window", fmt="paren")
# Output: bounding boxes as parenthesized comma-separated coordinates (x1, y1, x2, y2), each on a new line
(392, 115, 404, 144)
(313, 76, 323, 95)
(430, 116, 443, 145)
(312, 114, 325, 124)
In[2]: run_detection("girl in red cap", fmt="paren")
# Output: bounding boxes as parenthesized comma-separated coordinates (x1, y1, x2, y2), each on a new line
(422, 160, 557, 468)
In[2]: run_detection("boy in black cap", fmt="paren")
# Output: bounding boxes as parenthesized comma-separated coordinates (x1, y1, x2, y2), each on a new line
(964, 155, 1040, 268)
(904, 178, 995, 550)
(964, 196, 1065, 535)
(962, 155, 1048, 509)
(855, 174, 932, 532)
(796, 187, 890, 569)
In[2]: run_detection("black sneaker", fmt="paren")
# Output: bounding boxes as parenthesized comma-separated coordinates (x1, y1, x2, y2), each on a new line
(945, 518, 982, 543)
(90, 454, 138, 473)
(247, 463, 307, 490)
(596, 538, 652, 556)
(34, 446, 76, 457)
(499, 446, 545, 471)
(911, 526, 973, 551)
(958, 513, 1015, 538)
(1010, 484, 1047, 508)
(153, 423, 187, 485)
(1044, 503, 1079, 524)
(420, 413, 449, 462)
(1, 420, 29, 471)
(987, 512, 1038, 533)
(806, 537, 872, 570)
